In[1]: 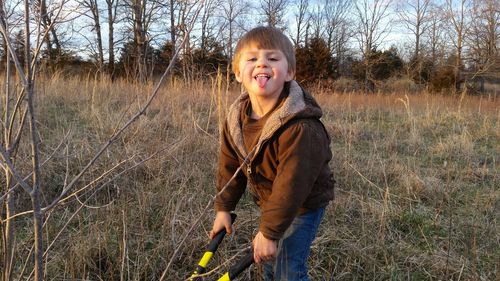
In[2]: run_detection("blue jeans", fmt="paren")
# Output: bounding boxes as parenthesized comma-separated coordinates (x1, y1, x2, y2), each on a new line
(263, 207, 325, 281)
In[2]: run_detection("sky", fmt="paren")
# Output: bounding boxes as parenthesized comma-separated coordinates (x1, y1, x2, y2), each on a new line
(1, 0, 460, 62)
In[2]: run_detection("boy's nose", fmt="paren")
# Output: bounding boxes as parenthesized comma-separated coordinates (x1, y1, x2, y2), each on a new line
(256, 57, 269, 67)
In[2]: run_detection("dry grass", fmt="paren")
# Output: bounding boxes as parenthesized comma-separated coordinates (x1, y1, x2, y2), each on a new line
(2, 75, 499, 280)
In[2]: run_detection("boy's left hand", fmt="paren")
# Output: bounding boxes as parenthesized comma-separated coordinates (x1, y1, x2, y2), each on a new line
(252, 231, 277, 263)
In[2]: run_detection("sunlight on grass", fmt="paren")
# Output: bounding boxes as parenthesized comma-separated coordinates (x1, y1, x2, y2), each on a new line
(2, 76, 498, 280)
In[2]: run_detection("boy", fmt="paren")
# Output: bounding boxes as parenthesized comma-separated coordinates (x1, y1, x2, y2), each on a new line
(210, 26, 334, 281)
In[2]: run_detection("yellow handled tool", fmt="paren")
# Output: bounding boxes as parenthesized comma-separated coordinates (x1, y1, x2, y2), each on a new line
(189, 213, 237, 280)
(217, 250, 254, 281)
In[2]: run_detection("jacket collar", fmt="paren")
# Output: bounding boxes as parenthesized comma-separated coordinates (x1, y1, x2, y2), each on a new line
(226, 80, 316, 160)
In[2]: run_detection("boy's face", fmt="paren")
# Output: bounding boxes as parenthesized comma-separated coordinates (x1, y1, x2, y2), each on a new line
(235, 46, 294, 100)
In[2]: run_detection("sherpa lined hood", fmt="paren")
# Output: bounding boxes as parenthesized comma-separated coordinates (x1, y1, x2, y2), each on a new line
(226, 80, 323, 161)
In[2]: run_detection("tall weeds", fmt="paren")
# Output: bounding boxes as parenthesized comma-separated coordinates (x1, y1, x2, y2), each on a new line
(2, 75, 498, 280)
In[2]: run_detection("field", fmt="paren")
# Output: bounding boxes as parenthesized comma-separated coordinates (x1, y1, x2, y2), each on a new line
(3, 75, 499, 280)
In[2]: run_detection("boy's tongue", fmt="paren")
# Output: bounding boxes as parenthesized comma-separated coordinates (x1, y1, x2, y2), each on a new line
(256, 76, 269, 88)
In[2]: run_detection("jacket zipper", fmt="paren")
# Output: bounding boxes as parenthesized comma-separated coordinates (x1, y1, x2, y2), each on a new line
(243, 158, 259, 199)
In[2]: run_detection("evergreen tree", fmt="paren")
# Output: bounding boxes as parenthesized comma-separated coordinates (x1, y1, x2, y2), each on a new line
(296, 37, 336, 84)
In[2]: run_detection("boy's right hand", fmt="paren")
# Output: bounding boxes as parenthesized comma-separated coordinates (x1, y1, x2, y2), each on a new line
(209, 211, 233, 239)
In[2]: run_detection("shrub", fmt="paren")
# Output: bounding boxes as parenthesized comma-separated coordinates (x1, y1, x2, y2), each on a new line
(379, 77, 423, 93)
(331, 77, 362, 93)
(429, 65, 455, 93)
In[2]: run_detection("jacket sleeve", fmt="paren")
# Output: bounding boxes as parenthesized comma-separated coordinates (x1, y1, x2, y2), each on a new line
(214, 121, 247, 212)
(258, 120, 329, 240)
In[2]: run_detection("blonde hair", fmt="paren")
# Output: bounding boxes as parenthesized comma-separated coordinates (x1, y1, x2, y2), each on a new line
(232, 26, 296, 75)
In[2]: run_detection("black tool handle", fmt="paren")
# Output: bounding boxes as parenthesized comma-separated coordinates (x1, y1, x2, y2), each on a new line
(228, 250, 254, 280)
(190, 213, 237, 280)
(208, 213, 237, 252)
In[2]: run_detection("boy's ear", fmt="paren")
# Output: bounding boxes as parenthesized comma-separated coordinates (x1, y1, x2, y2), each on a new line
(235, 70, 243, 83)
(285, 69, 295, 81)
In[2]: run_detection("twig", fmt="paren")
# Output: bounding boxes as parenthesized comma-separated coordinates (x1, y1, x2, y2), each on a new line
(0, 145, 32, 194)
(348, 163, 384, 197)
(20, 211, 54, 281)
(192, 114, 218, 142)
(0, 17, 27, 86)
(6, 89, 28, 155)
(0, 131, 68, 211)
(74, 193, 115, 209)
(121, 209, 127, 281)
(57, 157, 132, 205)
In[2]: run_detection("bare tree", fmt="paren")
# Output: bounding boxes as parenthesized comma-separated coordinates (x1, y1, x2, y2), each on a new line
(353, 0, 394, 92)
(397, 0, 432, 83)
(0, 0, 48, 279)
(0, 3, 23, 280)
(33, 0, 62, 63)
(398, 0, 432, 61)
(307, 0, 352, 64)
(77, 0, 120, 78)
(292, 0, 308, 47)
(260, 0, 289, 28)
(424, 3, 446, 66)
(309, 3, 324, 40)
(445, 0, 471, 92)
(106, 0, 120, 78)
(467, 0, 499, 77)
(322, 0, 352, 76)
(0, 0, 52, 277)
(160, 0, 194, 72)
(176, 1, 198, 83)
(0, 0, 11, 63)
(219, 0, 247, 61)
(122, 0, 162, 81)
(218, 0, 248, 115)
(169, 0, 175, 44)
(76, 0, 119, 77)
(79, 0, 105, 70)
(199, 0, 219, 52)
(323, 0, 351, 50)
(132, 0, 145, 80)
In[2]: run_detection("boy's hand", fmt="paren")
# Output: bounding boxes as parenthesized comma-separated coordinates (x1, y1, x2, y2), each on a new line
(252, 231, 277, 264)
(209, 211, 233, 239)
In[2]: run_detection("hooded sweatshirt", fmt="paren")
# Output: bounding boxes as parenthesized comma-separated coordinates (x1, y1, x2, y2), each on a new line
(215, 80, 335, 240)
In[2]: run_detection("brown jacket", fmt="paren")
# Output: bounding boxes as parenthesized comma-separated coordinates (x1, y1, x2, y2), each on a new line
(215, 80, 335, 240)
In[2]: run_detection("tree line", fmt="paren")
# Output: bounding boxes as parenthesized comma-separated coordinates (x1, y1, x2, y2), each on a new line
(1, 0, 499, 93)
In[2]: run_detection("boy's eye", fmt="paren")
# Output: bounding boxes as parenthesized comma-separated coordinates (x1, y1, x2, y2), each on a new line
(247, 57, 257, 61)
(269, 57, 278, 61)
